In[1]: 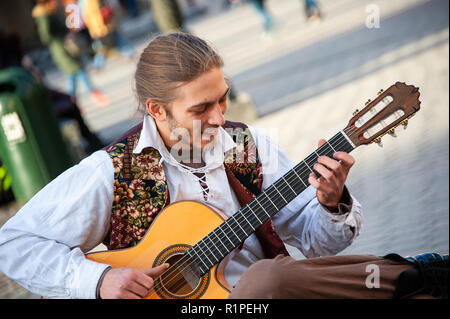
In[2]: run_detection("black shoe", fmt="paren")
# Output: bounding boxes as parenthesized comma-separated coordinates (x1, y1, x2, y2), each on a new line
(386, 253, 449, 299)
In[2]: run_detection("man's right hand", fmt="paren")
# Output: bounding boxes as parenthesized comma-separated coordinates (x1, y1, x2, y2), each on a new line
(99, 264, 169, 299)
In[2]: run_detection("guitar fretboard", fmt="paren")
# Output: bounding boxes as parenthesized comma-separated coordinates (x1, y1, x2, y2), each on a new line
(187, 130, 355, 275)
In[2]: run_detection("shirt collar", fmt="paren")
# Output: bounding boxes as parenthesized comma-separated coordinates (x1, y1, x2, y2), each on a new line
(133, 115, 236, 170)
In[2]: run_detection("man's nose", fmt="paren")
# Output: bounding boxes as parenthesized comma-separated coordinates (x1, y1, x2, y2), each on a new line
(208, 102, 226, 126)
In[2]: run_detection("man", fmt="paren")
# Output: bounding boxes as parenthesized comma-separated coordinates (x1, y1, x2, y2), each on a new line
(0, 33, 446, 299)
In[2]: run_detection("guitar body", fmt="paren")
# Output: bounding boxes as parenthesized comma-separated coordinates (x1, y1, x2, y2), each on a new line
(86, 201, 231, 299)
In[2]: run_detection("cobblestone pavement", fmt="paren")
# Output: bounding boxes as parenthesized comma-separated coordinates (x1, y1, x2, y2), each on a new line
(0, 0, 448, 298)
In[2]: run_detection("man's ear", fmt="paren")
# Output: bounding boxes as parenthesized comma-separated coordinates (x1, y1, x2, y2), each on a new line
(146, 99, 167, 122)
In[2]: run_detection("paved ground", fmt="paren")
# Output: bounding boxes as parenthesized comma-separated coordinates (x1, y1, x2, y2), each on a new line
(0, 0, 448, 298)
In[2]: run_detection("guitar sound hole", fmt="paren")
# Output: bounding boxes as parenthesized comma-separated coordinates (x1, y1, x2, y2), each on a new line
(160, 254, 201, 296)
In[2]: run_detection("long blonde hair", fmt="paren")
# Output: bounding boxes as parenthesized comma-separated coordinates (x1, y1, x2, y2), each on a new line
(134, 32, 224, 115)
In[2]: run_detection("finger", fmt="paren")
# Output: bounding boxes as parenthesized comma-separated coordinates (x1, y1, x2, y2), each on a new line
(333, 152, 355, 169)
(317, 156, 341, 172)
(142, 263, 170, 278)
(308, 172, 321, 189)
(313, 163, 333, 180)
(308, 172, 330, 190)
(119, 289, 142, 299)
(316, 156, 346, 182)
(317, 139, 326, 148)
(125, 280, 151, 298)
(133, 270, 154, 290)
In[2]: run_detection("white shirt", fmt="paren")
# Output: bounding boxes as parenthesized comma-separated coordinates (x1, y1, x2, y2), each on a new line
(0, 115, 362, 299)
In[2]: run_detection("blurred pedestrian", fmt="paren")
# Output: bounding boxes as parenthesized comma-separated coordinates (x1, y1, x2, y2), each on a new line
(78, 0, 135, 69)
(32, 0, 109, 107)
(62, 0, 97, 65)
(227, 0, 276, 38)
(148, 0, 185, 33)
(185, 0, 208, 18)
(250, 0, 276, 35)
(0, 31, 105, 154)
(303, 0, 322, 22)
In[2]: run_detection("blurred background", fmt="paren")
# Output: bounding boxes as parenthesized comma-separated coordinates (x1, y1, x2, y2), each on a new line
(0, 0, 448, 298)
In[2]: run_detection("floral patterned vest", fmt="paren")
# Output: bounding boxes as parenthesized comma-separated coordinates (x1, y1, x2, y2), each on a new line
(103, 121, 290, 259)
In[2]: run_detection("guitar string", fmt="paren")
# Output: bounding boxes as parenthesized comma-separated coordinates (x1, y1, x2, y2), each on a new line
(145, 129, 357, 298)
(145, 129, 357, 297)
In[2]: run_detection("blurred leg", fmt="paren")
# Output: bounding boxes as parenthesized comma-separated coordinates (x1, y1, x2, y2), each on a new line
(304, 0, 322, 20)
(67, 73, 77, 98)
(92, 40, 106, 69)
(228, 254, 435, 299)
(76, 69, 94, 93)
(74, 69, 109, 107)
(250, 0, 274, 31)
(112, 31, 134, 58)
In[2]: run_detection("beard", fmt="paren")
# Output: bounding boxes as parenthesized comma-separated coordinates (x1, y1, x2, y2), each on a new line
(166, 113, 220, 165)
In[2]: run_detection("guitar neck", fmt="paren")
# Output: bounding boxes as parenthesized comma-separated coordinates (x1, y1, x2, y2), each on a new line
(188, 130, 356, 275)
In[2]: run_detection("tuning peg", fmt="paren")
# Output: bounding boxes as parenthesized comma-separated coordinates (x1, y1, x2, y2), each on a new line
(352, 109, 360, 116)
(373, 137, 383, 147)
(401, 119, 408, 129)
(388, 128, 397, 137)
(365, 99, 372, 106)
(377, 89, 384, 95)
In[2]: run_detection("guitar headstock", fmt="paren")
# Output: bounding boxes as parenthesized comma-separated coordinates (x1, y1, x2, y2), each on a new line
(344, 82, 421, 147)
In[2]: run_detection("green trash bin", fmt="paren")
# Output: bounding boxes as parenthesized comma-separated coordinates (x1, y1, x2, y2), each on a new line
(0, 67, 74, 203)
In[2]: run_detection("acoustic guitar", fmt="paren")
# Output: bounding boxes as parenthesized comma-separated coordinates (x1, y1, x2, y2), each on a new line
(86, 81, 421, 299)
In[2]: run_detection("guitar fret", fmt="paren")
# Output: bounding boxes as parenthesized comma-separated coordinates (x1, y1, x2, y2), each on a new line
(319, 143, 333, 158)
(326, 140, 337, 153)
(231, 215, 249, 237)
(293, 168, 307, 187)
(223, 222, 241, 243)
(264, 193, 278, 211)
(217, 226, 234, 248)
(190, 246, 210, 270)
(240, 212, 255, 231)
(199, 238, 217, 265)
(282, 176, 297, 196)
(305, 154, 318, 171)
(247, 204, 262, 223)
(210, 232, 226, 257)
(274, 185, 288, 204)
(303, 160, 313, 173)
(254, 197, 270, 218)
(194, 245, 214, 269)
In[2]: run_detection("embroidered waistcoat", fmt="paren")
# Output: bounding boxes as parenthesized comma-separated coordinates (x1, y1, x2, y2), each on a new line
(103, 121, 290, 259)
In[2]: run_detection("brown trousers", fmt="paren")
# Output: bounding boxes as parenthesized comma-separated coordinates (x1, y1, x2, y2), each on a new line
(228, 254, 434, 299)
